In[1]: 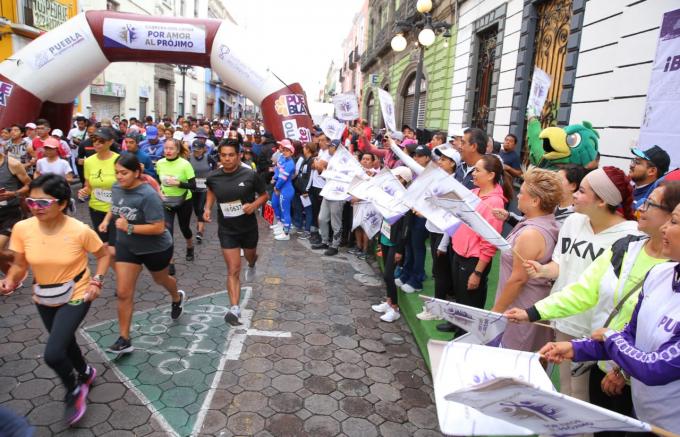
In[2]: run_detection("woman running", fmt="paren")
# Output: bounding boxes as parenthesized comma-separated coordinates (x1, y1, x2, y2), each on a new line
(272, 139, 296, 241)
(156, 138, 196, 274)
(101, 154, 187, 355)
(204, 142, 268, 325)
(1, 174, 110, 425)
(77, 127, 119, 267)
(188, 139, 217, 243)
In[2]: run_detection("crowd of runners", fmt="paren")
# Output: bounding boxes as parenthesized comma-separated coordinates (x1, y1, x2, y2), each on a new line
(1, 113, 680, 435)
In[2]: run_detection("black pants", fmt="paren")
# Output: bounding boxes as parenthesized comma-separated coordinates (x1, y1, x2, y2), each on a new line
(430, 233, 454, 300)
(164, 199, 193, 240)
(191, 190, 207, 223)
(341, 201, 353, 245)
(451, 252, 491, 310)
(36, 301, 91, 391)
(381, 243, 399, 305)
(590, 366, 634, 437)
(309, 186, 322, 230)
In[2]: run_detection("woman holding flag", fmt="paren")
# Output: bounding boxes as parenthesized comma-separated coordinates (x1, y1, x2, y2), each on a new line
(540, 194, 680, 435)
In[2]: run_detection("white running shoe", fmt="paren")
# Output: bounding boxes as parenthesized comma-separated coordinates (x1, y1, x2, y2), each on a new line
(416, 308, 440, 321)
(275, 233, 290, 241)
(380, 308, 401, 322)
(371, 301, 391, 313)
(394, 278, 404, 287)
(400, 283, 421, 294)
(269, 222, 280, 229)
(244, 264, 256, 281)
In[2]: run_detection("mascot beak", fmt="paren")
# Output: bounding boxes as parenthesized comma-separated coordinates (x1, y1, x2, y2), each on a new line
(539, 127, 570, 160)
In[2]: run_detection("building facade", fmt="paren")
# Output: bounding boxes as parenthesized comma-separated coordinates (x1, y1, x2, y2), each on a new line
(338, 0, 369, 108)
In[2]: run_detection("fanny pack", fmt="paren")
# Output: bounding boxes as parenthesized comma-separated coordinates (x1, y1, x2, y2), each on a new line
(163, 191, 187, 209)
(33, 269, 85, 306)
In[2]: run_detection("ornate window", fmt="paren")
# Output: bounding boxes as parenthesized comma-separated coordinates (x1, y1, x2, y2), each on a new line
(402, 74, 427, 129)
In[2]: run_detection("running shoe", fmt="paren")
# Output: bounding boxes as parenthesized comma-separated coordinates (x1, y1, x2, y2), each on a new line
(400, 283, 421, 294)
(380, 308, 401, 323)
(168, 264, 176, 276)
(79, 365, 97, 389)
(171, 290, 185, 320)
(371, 301, 391, 313)
(275, 233, 290, 241)
(311, 243, 329, 250)
(324, 247, 338, 256)
(107, 336, 134, 355)
(416, 308, 440, 321)
(245, 265, 256, 282)
(196, 232, 203, 244)
(297, 231, 310, 240)
(64, 384, 88, 426)
(224, 310, 241, 326)
(185, 247, 194, 262)
(347, 246, 361, 255)
(394, 278, 404, 288)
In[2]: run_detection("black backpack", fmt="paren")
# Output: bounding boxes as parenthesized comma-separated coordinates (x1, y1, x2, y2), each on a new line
(294, 156, 314, 194)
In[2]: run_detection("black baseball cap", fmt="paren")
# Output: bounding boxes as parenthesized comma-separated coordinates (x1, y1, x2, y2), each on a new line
(632, 146, 670, 176)
(93, 127, 115, 141)
(414, 145, 431, 157)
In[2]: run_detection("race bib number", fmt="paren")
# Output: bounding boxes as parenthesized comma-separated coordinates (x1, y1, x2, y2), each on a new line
(161, 175, 178, 186)
(220, 200, 244, 218)
(195, 178, 207, 189)
(93, 188, 112, 204)
(380, 221, 391, 239)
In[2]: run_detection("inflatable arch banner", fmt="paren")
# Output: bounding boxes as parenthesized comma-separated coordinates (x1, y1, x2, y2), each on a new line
(0, 11, 313, 140)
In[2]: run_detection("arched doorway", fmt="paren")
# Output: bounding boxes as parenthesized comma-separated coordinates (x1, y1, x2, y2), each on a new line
(401, 73, 427, 129)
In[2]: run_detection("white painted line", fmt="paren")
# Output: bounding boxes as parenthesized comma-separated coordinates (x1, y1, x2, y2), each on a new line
(245, 329, 292, 338)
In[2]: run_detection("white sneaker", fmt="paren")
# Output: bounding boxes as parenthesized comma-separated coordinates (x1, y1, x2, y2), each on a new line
(371, 301, 391, 313)
(380, 308, 401, 322)
(394, 278, 404, 287)
(275, 233, 290, 241)
(416, 308, 440, 321)
(400, 283, 421, 294)
(273, 227, 285, 237)
(244, 264, 256, 281)
(269, 222, 280, 229)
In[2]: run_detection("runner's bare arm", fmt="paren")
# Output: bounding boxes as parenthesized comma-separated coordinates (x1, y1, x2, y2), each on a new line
(203, 188, 215, 222)
(8, 157, 31, 197)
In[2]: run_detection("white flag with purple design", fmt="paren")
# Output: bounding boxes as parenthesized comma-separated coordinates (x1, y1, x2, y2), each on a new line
(348, 168, 409, 224)
(446, 377, 651, 435)
(332, 93, 360, 121)
(378, 88, 397, 133)
(320, 146, 365, 201)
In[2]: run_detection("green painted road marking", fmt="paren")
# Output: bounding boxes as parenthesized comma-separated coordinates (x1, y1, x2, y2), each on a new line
(82, 288, 250, 437)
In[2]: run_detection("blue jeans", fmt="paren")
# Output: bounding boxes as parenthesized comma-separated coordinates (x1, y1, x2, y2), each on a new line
(292, 193, 303, 229)
(399, 215, 428, 289)
(303, 204, 313, 232)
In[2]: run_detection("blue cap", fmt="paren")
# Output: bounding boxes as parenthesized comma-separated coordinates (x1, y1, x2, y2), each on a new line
(146, 126, 158, 140)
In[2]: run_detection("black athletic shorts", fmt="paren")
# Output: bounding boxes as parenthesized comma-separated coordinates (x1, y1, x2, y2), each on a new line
(218, 228, 258, 249)
(115, 243, 173, 272)
(89, 208, 117, 245)
(0, 207, 23, 237)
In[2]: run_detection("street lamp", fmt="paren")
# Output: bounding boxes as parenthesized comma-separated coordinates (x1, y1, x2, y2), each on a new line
(390, 1, 451, 130)
(177, 64, 191, 117)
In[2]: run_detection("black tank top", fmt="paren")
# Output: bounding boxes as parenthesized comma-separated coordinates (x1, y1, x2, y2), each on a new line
(0, 156, 22, 209)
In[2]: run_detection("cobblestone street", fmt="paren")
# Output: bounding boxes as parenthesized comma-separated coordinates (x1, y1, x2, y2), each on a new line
(0, 203, 441, 436)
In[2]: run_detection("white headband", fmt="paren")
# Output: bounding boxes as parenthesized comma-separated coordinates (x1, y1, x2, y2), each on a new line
(585, 168, 622, 206)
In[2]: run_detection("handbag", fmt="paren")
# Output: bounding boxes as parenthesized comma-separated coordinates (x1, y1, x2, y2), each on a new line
(33, 269, 85, 306)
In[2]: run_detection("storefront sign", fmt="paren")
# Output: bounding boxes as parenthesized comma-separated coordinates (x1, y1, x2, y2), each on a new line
(91, 81, 126, 97)
(103, 18, 206, 54)
(32, 0, 69, 32)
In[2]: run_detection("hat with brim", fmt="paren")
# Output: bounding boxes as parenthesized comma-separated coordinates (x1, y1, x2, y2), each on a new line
(93, 127, 114, 141)
(277, 139, 295, 152)
(43, 137, 61, 148)
(435, 146, 462, 167)
(391, 166, 413, 184)
(632, 146, 670, 176)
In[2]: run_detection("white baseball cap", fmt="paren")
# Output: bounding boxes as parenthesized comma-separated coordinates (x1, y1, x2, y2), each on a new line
(51, 129, 63, 137)
(25, 122, 37, 129)
(435, 146, 462, 167)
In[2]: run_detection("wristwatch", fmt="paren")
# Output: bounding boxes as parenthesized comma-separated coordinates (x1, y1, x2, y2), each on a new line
(602, 329, 617, 341)
(471, 270, 483, 277)
(127, 223, 134, 235)
(92, 274, 104, 286)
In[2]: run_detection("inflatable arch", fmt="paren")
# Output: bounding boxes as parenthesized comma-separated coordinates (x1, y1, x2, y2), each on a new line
(0, 11, 313, 140)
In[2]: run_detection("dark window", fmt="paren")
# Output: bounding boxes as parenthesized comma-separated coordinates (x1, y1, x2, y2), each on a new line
(402, 74, 427, 129)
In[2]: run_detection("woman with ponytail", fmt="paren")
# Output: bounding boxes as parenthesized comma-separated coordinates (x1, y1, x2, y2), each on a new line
(522, 166, 639, 405)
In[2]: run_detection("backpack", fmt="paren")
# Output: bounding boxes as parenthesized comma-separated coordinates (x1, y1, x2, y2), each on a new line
(294, 156, 314, 194)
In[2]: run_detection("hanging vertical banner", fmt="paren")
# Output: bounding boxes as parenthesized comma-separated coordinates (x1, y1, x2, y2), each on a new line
(527, 67, 552, 118)
(378, 88, 397, 133)
(332, 93, 360, 121)
(639, 8, 680, 171)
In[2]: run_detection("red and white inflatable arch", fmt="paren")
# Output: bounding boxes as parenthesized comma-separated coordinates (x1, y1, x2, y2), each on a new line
(0, 11, 313, 140)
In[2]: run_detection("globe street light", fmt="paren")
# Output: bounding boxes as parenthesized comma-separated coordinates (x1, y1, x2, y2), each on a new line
(391, 33, 408, 52)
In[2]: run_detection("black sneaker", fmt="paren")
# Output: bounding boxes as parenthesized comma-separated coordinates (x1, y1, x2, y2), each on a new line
(324, 247, 339, 256)
(196, 232, 203, 244)
(168, 263, 176, 276)
(224, 311, 242, 326)
(107, 336, 134, 355)
(311, 243, 329, 250)
(64, 384, 88, 426)
(309, 233, 322, 245)
(171, 290, 186, 320)
(186, 247, 194, 262)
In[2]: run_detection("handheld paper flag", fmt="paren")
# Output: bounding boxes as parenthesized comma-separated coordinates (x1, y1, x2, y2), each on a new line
(332, 93, 360, 121)
(446, 377, 651, 435)
(378, 88, 397, 133)
(320, 117, 345, 141)
(319, 146, 365, 201)
(428, 341, 555, 436)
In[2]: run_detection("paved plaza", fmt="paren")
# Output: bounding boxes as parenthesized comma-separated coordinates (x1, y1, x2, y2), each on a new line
(0, 203, 441, 436)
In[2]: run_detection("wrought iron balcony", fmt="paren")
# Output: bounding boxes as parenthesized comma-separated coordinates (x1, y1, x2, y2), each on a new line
(360, 0, 417, 70)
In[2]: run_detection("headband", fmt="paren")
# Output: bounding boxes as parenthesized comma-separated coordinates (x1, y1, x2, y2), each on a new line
(584, 168, 622, 206)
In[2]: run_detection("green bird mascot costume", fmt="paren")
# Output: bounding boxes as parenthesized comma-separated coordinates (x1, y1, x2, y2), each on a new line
(527, 116, 600, 169)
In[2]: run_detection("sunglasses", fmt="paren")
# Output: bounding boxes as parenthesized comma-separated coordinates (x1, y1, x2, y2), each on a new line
(26, 197, 59, 209)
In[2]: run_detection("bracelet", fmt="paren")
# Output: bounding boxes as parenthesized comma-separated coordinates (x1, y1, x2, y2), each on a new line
(89, 280, 102, 288)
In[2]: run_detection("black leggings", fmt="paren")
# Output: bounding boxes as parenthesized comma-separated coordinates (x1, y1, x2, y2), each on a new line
(451, 252, 491, 310)
(589, 366, 634, 437)
(430, 233, 454, 300)
(309, 186, 322, 230)
(381, 243, 399, 305)
(191, 190, 207, 223)
(36, 301, 91, 391)
(164, 199, 193, 240)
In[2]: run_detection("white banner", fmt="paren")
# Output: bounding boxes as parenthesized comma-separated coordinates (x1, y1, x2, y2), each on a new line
(319, 146, 365, 201)
(320, 117, 345, 141)
(639, 8, 680, 171)
(447, 377, 651, 435)
(103, 18, 207, 53)
(378, 88, 397, 133)
(348, 168, 409, 224)
(351, 202, 382, 238)
(429, 341, 555, 436)
(333, 93, 360, 121)
(527, 67, 552, 118)
(422, 296, 507, 346)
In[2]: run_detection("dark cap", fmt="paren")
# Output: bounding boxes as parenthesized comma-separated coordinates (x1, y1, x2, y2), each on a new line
(93, 127, 115, 141)
(414, 145, 431, 157)
(329, 139, 341, 147)
(632, 145, 670, 176)
(262, 131, 275, 140)
(192, 139, 206, 148)
(124, 132, 141, 142)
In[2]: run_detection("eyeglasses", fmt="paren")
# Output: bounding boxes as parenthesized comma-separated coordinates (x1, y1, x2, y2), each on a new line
(639, 199, 669, 213)
(631, 157, 655, 168)
(26, 197, 59, 209)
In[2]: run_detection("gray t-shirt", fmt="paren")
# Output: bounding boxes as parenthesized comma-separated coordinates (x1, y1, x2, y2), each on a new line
(111, 182, 172, 255)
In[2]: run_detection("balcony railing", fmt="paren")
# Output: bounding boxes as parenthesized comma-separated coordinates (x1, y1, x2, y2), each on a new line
(361, 0, 417, 70)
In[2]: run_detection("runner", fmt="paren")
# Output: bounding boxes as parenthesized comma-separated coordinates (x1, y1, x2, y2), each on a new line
(0, 145, 31, 280)
(34, 137, 75, 182)
(101, 154, 186, 355)
(77, 127, 119, 266)
(188, 139, 217, 243)
(1, 174, 110, 425)
(204, 142, 268, 326)
(156, 138, 196, 275)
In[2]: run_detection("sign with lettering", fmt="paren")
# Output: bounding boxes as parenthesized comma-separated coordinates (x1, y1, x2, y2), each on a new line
(0, 81, 14, 107)
(32, 0, 70, 32)
(33, 30, 87, 69)
(274, 94, 308, 117)
(103, 18, 207, 53)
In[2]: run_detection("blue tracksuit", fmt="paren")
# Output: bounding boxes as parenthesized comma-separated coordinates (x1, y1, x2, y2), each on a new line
(272, 155, 295, 232)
